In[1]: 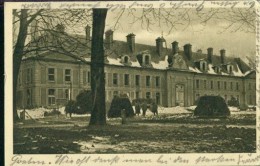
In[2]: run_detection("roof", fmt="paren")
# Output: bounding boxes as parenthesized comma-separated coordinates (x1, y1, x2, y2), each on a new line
(23, 30, 253, 77)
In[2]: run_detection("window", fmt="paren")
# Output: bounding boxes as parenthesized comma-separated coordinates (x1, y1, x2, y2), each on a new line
(155, 76, 160, 87)
(217, 81, 220, 90)
(230, 82, 233, 90)
(26, 68, 32, 84)
(124, 56, 129, 63)
(146, 92, 151, 99)
(136, 92, 140, 99)
(224, 82, 227, 90)
(87, 71, 91, 83)
(228, 65, 233, 73)
(65, 69, 71, 82)
(204, 80, 207, 89)
(48, 89, 55, 105)
(196, 94, 200, 100)
(201, 62, 207, 71)
(135, 75, 140, 86)
(65, 89, 69, 99)
(237, 95, 240, 103)
(26, 89, 32, 106)
(196, 80, 200, 89)
(215, 67, 220, 73)
(48, 68, 55, 81)
(156, 92, 160, 104)
(146, 76, 151, 87)
(113, 73, 118, 85)
(145, 55, 150, 65)
(236, 82, 239, 91)
(210, 81, 213, 89)
(124, 74, 129, 86)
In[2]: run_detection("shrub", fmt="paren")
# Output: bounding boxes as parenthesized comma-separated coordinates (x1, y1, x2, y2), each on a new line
(194, 96, 230, 117)
(64, 100, 77, 116)
(75, 90, 92, 114)
(227, 96, 239, 107)
(108, 95, 135, 118)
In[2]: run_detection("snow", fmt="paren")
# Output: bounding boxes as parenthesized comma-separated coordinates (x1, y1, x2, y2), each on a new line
(232, 64, 244, 76)
(207, 64, 217, 74)
(188, 66, 202, 73)
(107, 57, 123, 66)
(84, 57, 91, 62)
(131, 60, 141, 67)
(17, 107, 52, 119)
(151, 55, 169, 69)
(16, 107, 89, 120)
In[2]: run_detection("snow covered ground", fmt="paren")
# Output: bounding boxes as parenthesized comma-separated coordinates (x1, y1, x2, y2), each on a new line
(17, 105, 255, 120)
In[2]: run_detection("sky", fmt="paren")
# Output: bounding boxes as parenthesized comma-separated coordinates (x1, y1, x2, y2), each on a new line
(104, 8, 256, 61)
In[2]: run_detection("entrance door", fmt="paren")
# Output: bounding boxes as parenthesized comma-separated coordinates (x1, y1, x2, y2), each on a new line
(175, 84, 184, 106)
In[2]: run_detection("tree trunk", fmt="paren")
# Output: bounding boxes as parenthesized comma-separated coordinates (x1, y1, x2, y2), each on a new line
(89, 9, 107, 126)
(13, 10, 29, 122)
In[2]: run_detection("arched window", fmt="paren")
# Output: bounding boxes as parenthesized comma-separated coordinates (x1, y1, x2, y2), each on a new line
(124, 56, 129, 63)
(145, 55, 150, 65)
(202, 62, 206, 71)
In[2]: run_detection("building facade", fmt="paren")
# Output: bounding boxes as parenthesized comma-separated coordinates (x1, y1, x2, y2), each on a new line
(16, 27, 256, 109)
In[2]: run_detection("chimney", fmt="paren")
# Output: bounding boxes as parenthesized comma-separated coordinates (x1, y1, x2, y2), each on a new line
(220, 49, 226, 64)
(85, 25, 91, 41)
(126, 33, 136, 53)
(156, 37, 165, 56)
(171, 41, 179, 54)
(105, 30, 114, 49)
(207, 47, 213, 63)
(183, 44, 192, 60)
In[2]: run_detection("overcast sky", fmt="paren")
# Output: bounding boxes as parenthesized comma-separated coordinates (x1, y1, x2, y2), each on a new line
(104, 8, 255, 60)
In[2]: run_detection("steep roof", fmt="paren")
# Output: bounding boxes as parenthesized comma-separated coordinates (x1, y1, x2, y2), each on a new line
(24, 31, 252, 77)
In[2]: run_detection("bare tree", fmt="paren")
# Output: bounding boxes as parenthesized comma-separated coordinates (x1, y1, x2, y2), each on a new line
(13, 7, 256, 125)
(12, 9, 91, 121)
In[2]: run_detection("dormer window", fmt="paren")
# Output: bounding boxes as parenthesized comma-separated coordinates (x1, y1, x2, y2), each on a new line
(121, 55, 130, 65)
(215, 67, 220, 73)
(227, 64, 233, 73)
(199, 61, 207, 71)
(124, 56, 129, 63)
(144, 55, 150, 65)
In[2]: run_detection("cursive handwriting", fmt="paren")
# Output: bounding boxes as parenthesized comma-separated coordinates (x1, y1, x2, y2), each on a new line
(195, 155, 235, 164)
(11, 155, 46, 166)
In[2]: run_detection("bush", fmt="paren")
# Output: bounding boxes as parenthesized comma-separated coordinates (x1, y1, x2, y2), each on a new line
(65, 100, 78, 116)
(194, 96, 230, 117)
(227, 96, 239, 107)
(108, 95, 135, 118)
(75, 90, 92, 114)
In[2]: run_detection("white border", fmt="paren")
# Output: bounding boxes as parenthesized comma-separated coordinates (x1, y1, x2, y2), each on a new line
(5, 1, 260, 166)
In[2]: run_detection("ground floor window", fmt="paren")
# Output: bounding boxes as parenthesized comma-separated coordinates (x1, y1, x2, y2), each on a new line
(156, 92, 160, 104)
(146, 92, 151, 99)
(136, 92, 140, 99)
(48, 89, 56, 105)
(26, 89, 32, 107)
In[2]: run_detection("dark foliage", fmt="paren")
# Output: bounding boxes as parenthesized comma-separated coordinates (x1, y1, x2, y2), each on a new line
(194, 96, 230, 117)
(108, 96, 135, 118)
(227, 96, 240, 107)
(75, 90, 92, 114)
(64, 100, 77, 115)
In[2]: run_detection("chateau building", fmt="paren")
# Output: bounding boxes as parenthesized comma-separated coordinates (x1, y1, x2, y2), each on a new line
(16, 25, 256, 109)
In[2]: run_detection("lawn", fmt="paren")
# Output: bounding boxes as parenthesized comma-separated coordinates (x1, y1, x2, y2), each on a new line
(13, 110, 256, 154)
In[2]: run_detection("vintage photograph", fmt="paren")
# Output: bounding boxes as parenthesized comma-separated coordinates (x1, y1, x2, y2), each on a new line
(9, 1, 257, 158)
